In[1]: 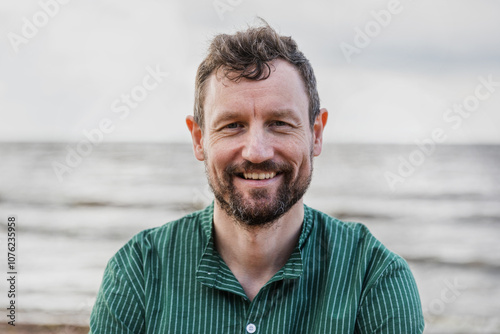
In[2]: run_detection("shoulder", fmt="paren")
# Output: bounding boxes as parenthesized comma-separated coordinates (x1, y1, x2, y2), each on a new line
(306, 206, 424, 331)
(307, 205, 395, 252)
(305, 205, 406, 279)
(110, 205, 212, 270)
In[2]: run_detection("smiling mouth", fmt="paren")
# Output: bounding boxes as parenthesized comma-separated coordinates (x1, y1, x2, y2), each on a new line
(239, 172, 278, 180)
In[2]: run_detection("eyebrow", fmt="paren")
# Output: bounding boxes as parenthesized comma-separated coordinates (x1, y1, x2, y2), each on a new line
(211, 111, 242, 127)
(267, 109, 302, 123)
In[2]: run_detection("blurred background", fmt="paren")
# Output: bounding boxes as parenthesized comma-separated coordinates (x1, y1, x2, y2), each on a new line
(1, 0, 499, 333)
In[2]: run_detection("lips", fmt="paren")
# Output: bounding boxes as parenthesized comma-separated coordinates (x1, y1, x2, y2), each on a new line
(226, 161, 286, 183)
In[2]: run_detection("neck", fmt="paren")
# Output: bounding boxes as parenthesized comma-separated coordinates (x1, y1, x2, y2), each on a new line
(213, 200, 304, 300)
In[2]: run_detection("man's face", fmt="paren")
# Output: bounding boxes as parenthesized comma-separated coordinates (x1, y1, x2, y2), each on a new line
(188, 59, 326, 226)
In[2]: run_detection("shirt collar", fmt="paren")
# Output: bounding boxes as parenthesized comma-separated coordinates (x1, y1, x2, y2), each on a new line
(196, 202, 313, 294)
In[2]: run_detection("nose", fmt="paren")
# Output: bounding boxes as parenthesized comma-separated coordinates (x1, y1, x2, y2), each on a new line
(241, 127, 274, 163)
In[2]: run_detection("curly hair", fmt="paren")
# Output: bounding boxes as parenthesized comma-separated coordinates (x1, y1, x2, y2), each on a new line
(194, 21, 320, 130)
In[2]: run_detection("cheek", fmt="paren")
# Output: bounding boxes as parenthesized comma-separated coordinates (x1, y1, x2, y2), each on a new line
(206, 145, 235, 174)
(280, 137, 313, 167)
(299, 153, 313, 174)
(291, 145, 314, 179)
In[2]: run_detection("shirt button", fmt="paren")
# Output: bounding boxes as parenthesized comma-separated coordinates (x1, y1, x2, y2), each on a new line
(246, 323, 257, 333)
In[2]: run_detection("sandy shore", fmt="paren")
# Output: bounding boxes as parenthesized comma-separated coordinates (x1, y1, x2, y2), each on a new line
(0, 324, 89, 334)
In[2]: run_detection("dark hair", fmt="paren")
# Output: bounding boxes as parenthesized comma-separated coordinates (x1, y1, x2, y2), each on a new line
(194, 21, 320, 130)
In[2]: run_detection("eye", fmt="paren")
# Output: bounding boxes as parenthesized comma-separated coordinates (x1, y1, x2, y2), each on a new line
(272, 120, 288, 127)
(224, 122, 241, 129)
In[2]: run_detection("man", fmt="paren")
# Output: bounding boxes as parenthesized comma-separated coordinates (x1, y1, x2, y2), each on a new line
(90, 23, 425, 333)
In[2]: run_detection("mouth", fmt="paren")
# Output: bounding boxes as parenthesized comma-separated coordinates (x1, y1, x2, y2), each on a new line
(237, 171, 278, 180)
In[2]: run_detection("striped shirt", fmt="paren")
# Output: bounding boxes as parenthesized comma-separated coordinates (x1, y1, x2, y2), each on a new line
(90, 203, 425, 333)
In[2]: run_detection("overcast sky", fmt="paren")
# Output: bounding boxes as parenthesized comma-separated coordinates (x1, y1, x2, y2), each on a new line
(1, 0, 499, 144)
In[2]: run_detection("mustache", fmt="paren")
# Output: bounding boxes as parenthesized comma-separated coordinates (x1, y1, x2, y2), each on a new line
(225, 160, 293, 175)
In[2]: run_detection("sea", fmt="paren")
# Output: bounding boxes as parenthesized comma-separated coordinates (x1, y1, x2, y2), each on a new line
(0, 142, 499, 333)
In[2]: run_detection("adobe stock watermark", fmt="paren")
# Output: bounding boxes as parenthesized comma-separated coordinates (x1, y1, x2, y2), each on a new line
(385, 74, 499, 191)
(53, 297, 96, 333)
(77, 296, 96, 321)
(340, 0, 406, 63)
(192, 184, 213, 211)
(7, 0, 72, 54)
(423, 277, 467, 324)
(213, 0, 243, 21)
(52, 64, 169, 182)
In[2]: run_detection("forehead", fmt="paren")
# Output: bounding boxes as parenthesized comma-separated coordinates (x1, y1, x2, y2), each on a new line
(204, 59, 309, 121)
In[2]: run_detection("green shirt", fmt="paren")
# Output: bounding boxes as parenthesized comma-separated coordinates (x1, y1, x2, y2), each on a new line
(90, 204, 424, 333)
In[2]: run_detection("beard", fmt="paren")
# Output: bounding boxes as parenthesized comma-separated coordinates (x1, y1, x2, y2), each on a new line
(205, 152, 313, 228)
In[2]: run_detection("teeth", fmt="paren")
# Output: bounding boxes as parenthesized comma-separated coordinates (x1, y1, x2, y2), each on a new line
(243, 172, 276, 180)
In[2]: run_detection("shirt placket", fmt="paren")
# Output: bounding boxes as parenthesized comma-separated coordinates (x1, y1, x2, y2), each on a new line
(242, 286, 273, 334)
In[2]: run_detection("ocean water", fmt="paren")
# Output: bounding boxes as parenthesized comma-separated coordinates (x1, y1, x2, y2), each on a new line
(0, 142, 499, 333)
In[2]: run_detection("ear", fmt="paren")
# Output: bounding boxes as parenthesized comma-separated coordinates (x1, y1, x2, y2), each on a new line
(186, 115, 205, 161)
(312, 108, 328, 157)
